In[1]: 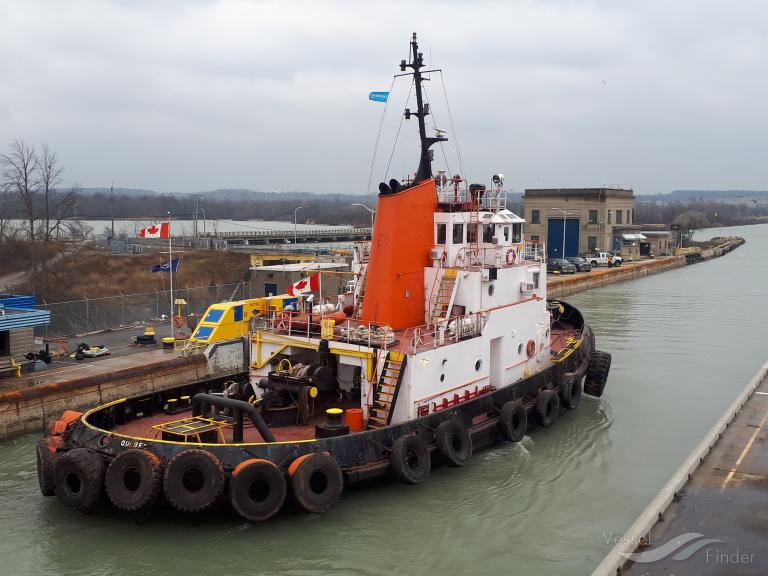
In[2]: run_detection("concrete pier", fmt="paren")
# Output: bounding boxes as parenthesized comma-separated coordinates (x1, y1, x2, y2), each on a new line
(592, 359, 768, 575)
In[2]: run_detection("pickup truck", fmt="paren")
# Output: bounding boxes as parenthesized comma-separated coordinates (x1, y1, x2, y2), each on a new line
(589, 252, 623, 268)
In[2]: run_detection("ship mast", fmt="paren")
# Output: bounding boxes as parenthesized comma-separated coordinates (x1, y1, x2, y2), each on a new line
(400, 32, 447, 184)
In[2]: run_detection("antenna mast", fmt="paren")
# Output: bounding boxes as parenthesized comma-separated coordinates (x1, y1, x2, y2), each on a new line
(400, 32, 447, 184)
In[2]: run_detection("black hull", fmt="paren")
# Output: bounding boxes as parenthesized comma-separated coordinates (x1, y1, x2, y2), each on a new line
(65, 302, 595, 484)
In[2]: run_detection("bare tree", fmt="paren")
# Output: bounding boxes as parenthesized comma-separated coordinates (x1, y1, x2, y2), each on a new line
(1, 139, 38, 240)
(38, 146, 78, 242)
(673, 210, 709, 245)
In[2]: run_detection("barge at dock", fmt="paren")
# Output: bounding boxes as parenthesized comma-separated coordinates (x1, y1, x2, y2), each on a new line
(36, 33, 612, 522)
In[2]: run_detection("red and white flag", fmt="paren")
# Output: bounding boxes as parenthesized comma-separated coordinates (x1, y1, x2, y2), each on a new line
(138, 222, 170, 238)
(287, 273, 320, 296)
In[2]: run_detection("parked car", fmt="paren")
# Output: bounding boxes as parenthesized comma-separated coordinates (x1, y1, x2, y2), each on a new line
(566, 256, 592, 272)
(547, 258, 577, 274)
(589, 251, 623, 268)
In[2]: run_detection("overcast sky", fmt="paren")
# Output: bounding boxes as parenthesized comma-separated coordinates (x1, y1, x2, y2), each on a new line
(1, 0, 766, 196)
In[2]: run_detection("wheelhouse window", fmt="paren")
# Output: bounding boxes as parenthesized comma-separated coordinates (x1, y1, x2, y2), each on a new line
(482, 224, 494, 243)
(512, 223, 522, 242)
(503, 226, 510, 242)
(533, 272, 540, 289)
(467, 224, 478, 244)
(452, 223, 464, 244)
(436, 223, 446, 244)
(531, 210, 540, 224)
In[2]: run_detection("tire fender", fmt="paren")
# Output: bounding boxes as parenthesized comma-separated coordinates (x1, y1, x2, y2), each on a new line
(390, 434, 431, 485)
(289, 452, 343, 514)
(498, 401, 527, 442)
(229, 459, 287, 522)
(54, 448, 105, 512)
(163, 449, 225, 513)
(106, 449, 163, 512)
(536, 390, 560, 428)
(436, 419, 473, 467)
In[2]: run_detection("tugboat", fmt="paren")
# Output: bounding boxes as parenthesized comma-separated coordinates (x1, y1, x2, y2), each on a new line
(37, 33, 611, 521)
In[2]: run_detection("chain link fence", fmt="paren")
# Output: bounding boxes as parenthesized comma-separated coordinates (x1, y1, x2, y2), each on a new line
(39, 281, 252, 337)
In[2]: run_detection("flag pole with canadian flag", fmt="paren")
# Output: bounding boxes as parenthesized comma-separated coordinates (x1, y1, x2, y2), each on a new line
(168, 212, 173, 339)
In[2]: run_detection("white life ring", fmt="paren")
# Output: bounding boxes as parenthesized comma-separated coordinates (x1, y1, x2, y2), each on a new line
(505, 247, 517, 265)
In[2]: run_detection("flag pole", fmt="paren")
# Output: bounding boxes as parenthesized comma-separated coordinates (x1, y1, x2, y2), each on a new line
(168, 212, 174, 340)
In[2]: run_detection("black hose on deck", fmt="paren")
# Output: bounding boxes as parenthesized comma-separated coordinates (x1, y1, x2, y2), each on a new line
(192, 393, 276, 443)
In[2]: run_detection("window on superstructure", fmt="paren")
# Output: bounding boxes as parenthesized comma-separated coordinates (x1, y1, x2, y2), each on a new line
(503, 226, 510, 242)
(531, 210, 540, 224)
(512, 223, 522, 242)
(483, 224, 494, 243)
(467, 224, 477, 244)
(452, 223, 464, 244)
(533, 272, 540, 289)
(436, 223, 446, 244)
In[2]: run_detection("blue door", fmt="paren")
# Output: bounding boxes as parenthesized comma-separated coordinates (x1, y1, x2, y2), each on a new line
(547, 218, 580, 258)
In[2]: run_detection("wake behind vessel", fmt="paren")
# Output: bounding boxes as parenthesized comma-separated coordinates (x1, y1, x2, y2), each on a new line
(37, 33, 612, 521)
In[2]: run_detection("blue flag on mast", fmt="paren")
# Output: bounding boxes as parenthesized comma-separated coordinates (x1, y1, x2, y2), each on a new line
(151, 258, 180, 273)
(368, 91, 389, 102)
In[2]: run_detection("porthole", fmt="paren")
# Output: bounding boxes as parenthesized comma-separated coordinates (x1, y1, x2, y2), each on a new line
(440, 374, 445, 382)
(488, 283, 495, 297)
(545, 328, 550, 338)
(518, 343, 523, 355)
(475, 358, 483, 372)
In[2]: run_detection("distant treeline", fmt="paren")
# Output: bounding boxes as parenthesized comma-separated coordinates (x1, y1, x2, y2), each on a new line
(634, 199, 768, 227)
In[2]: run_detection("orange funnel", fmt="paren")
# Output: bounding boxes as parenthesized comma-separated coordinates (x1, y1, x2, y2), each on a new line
(361, 179, 436, 330)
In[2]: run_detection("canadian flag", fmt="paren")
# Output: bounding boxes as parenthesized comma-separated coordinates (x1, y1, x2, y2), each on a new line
(287, 273, 320, 296)
(138, 222, 170, 238)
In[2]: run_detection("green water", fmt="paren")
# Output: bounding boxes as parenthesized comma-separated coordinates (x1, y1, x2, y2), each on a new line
(1, 224, 766, 576)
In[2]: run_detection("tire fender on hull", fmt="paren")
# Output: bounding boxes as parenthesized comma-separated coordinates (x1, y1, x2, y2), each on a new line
(36, 437, 61, 497)
(289, 452, 343, 514)
(537, 390, 560, 428)
(498, 401, 527, 443)
(390, 434, 431, 485)
(560, 378, 583, 410)
(229, 459, 287, 522)
(436, 419, 473, 467)
(163, 449, 225, 513)
(584, 351, 612, 397)
(54, 448, 105, 512)
(106, 449, 163, 512)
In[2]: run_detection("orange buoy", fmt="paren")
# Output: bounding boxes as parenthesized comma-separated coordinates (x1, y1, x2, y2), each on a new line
(345, 408, 364, 432)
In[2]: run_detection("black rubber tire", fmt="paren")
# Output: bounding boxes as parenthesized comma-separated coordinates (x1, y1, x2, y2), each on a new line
(560, 378, 583, 410)
(77, 342, 88, 352)
(163, 449, 225, 513)
(590, 260, 598, 267)
(54, 448, 105, 512)
(229, 459, 287, 522)
(105, 449, 163, 512)
(390, 434, 431, 485)
(614, 260, 621, 267)
(290, 452, 344, 514)
(436, 419, 473, 467)
(498, 401, 527, 442)
(584, 350, 612, 397)
(537, 390, 560, 428)
(36, 438, 57, 497)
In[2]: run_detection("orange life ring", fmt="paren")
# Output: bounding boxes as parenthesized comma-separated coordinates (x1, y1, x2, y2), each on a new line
(526, 339, 536, 358)
(506, 248, 517, 265)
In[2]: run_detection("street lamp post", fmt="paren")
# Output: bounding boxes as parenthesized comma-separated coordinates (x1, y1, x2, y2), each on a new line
(294, 206, 303, 245)
(353, 203, 376, 231)
(549, 208, 572, 258)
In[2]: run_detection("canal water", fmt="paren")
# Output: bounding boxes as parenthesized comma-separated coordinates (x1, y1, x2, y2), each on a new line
(0, 224, 765, 576)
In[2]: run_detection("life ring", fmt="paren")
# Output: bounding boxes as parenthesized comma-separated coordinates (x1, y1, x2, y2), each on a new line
(498, 401, 527, 443)
(105, 449, 163, 512)
(54, 448, 105, 512)
(36, 437, 61, 497)
(163, 449, 225, 513)
(390, 434, 431, 485)
(505, 247, 517, 265)
(536, 390, 560, 428)
(436, 419, 473, 467)
(560, 378, 583, 410)
(229, 459, 287, 522)
(526, 339, 536, 358)
(289, 452, 344, 514)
